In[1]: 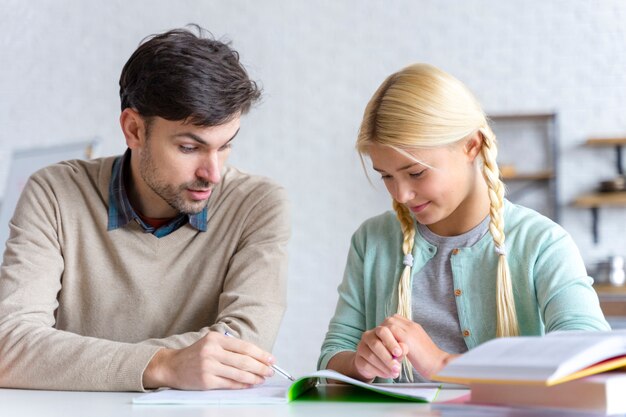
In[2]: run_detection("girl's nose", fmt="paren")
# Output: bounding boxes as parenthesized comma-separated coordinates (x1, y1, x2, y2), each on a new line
(394, 181, 416, 204)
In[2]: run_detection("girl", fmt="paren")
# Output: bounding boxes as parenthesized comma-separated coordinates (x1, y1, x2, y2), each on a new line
(318, 63, 610, 383)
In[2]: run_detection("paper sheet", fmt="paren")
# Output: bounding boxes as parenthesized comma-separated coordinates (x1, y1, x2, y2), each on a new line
(133, 382, 292, 405)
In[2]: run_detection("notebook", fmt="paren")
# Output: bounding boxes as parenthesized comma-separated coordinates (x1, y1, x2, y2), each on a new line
(133, 369, 442, 404)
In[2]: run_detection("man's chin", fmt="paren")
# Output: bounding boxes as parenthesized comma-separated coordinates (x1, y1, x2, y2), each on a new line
(175, 199, 210, 215)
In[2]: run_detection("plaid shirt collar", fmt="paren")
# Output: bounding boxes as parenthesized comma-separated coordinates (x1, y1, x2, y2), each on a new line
(107, 149, 208, 237)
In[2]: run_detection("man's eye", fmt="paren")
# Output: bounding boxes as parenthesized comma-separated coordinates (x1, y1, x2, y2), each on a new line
(380, 175, 392, 180)
(179, 145, 197, 153)
(219, 143, 232, 152)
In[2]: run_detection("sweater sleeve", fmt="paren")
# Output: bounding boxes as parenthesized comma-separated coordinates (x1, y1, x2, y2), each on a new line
(0, 174, 160, 392)
(533, 228, 611, 332)
(318, 230, 368, 370)
(211, 184, 290, 352)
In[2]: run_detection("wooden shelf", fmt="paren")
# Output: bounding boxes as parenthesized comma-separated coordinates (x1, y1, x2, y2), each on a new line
(595, 284, 626, 316)
(574, 136, 626, 244)
(586, 138, 626, 147)
(573, 192, 626, 208)
(573, 191, 626, 244)
(502, 170, 554, 181)
(594, 284, 626, 294)
(489, 112, 559, 222)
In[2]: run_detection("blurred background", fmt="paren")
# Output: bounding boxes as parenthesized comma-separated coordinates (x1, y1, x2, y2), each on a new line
(1, 0, 625, 376)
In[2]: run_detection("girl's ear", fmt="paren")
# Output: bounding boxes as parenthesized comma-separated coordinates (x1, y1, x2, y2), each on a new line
(463, 131, 483, 162)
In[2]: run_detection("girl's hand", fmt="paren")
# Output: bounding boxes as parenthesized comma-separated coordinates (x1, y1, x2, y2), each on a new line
(353, 322, 409, 381)
(381, 314, 457, 378)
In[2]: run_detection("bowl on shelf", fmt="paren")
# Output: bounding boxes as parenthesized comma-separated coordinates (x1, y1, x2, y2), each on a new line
(593, 256, 626, 286)
(599, 175, 626, 192)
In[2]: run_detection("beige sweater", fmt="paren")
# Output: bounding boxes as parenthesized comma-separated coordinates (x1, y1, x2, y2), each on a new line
(0, 156, 290, 391)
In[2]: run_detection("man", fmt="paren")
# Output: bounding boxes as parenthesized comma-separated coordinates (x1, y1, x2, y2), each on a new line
(0, 25, 290, 391)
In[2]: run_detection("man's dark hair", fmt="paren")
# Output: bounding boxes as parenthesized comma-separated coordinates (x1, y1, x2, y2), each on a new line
(119, 24, 261, 126)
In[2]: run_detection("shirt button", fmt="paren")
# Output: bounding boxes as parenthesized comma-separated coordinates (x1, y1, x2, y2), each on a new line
(463, 329, 470, 337)
(454, 289, 462, 296)
(452, 248, 460, 255)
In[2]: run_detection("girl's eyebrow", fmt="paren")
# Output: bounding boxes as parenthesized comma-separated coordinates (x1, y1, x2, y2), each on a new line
(372, 162, 421, 173)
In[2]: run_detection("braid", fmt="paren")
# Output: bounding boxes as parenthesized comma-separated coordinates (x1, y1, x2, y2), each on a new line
(392, 200, 416, 381)
(479, 128, 519, 337)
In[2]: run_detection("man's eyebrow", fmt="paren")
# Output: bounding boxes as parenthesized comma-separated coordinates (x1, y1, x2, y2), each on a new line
(173, 128, 240, 146)
(372, 162, 421, 173)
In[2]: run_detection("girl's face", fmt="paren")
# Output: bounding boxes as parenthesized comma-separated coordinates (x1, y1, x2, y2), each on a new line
(368, 134, 488, 236)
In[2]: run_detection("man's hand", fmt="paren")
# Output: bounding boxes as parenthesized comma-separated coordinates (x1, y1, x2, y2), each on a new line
(143, 331, 275, 390)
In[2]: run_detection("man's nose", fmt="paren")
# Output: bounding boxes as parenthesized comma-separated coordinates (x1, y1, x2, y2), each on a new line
(195, 153, 221, 184)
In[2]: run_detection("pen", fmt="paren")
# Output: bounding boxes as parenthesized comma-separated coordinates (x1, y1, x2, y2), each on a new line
(224, 331, 295, 381)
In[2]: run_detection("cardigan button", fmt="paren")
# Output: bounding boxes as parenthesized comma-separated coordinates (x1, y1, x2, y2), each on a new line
(454, 289, 462, 296)
(463, 329, 470, 337)
(452, 248, 460, 255)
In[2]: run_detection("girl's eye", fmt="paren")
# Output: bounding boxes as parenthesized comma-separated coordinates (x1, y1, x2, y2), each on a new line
(410, 170, 426, 178)
(179, 145, 197, 153)
(380, 174, 392, 181)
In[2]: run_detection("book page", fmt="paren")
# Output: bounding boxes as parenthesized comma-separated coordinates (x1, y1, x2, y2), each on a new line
(433, 335, 626, 384)
(548, 329, 626, 338)
(298, 369, 440, 402)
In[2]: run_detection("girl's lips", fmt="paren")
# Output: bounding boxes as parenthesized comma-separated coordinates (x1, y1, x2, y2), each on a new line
(187, 189, 212, 200)
(409, 202, 430, 213)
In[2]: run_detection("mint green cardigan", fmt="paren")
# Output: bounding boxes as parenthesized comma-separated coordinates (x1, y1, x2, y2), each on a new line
(318, 201, 610, 373)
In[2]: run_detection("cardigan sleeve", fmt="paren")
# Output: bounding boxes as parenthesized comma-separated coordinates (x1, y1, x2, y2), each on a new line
(318, 230, 369, 370)
(533, 227, 610, 332)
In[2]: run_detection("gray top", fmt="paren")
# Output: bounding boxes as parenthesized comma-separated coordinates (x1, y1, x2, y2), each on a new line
(403, 215, 490, 382)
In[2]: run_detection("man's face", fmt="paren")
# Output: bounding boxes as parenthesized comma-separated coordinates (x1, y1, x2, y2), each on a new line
(129, 115, 240, 218)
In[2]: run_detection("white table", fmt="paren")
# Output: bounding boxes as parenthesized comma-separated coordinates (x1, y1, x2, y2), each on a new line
(0, 385, 469, 417)
(1, 385, 607, 417)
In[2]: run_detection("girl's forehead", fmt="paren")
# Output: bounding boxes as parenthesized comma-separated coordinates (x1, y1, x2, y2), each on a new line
(369, 144, 442, 171)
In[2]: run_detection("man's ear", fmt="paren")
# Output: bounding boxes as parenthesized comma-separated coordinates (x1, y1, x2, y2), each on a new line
(463, 131, 483, 162)
(120, 108, 146, 149)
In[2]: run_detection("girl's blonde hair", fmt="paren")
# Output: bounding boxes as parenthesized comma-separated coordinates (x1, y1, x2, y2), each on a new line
(357, 63, 519, 380)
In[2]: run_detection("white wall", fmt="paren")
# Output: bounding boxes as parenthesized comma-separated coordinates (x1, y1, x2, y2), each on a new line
(1, 0, 626, 376)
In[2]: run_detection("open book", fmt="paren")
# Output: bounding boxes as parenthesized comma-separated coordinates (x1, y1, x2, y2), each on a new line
(433, 331, 626, 386)
(133, 369, 441, 405)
